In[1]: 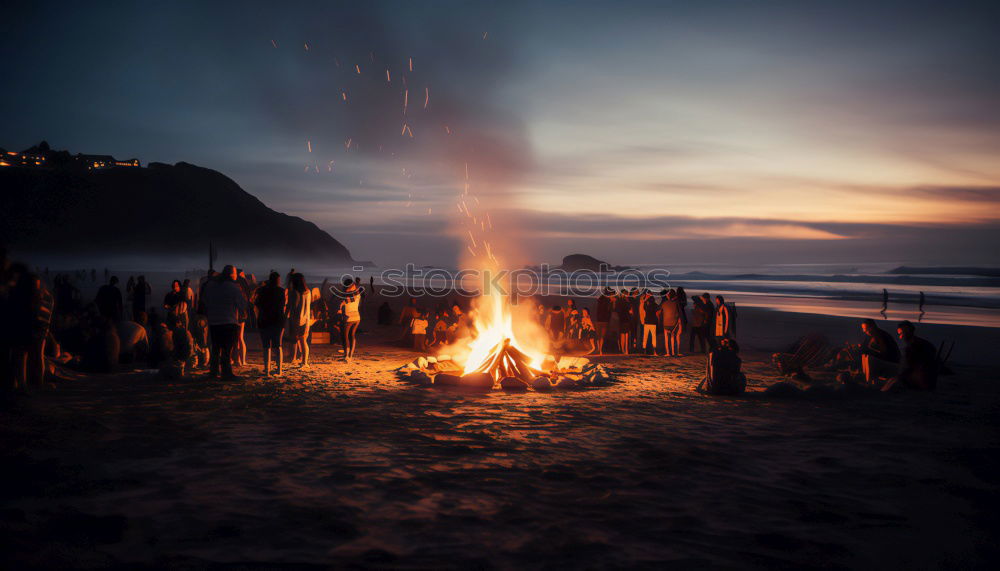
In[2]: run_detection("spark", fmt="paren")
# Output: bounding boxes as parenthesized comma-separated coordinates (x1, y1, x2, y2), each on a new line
(444, 125, 451, 135)
(345, 138, 352, 150)
(468, 231, 477, 248)
(467, 245, 477, 257)
(424, 87, 429, 109)
(409, 56, 413, 72)
(465, 162, 469, 180)
(270, 39, 278, 48)
(304, 42, 310, 51)
(427, 208, 432, 215)
(341, 90, 348, 102)
(355, 64, 361, 74)
(403, 89, 408, 115)
(386, 69, 391, 83)
(482, 31, 488, 40)
(314, 165, 319, 173)
(307, 140, 312, 153)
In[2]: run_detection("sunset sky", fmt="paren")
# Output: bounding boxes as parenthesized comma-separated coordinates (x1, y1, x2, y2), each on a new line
(3, 1, 999, 267)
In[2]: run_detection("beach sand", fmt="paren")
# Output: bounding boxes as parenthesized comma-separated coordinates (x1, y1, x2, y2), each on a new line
(2, 305, 1000, 569)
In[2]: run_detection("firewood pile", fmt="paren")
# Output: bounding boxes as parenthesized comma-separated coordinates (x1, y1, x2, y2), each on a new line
(397, 338, 615, 392)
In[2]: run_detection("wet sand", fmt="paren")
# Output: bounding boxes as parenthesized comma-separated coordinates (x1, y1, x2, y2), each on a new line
(3, 316, 1000, 569)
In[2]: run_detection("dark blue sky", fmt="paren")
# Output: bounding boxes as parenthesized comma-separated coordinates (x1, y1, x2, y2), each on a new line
(3, 1, 999, 267)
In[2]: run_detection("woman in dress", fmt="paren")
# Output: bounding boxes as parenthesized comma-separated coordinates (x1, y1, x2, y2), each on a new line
(338, 277, 362, 361)
(286, 272, 312, 369)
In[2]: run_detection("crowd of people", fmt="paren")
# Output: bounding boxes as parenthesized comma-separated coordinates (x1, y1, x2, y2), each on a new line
(527, 287, 735, 358)
(0, 251, 370, 391)
(0, 250, 944, 397)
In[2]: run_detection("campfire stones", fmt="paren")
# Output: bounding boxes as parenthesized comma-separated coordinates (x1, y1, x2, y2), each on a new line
(500, 376, 529, 392)
(399, 353, 616, 392)
(459, 372, 494, 391)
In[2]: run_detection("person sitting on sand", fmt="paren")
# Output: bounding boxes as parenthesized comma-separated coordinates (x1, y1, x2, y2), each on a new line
(411, 309, 429, 352)
(698, 337, 746, 395)
(860, 318, 900, 386)
(253, 272, 287, 377)
(882, 320, 938, 391)
(117, 318, 150, 364)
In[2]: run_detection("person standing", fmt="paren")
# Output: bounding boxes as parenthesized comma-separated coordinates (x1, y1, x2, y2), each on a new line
(616, 292, 633, 355)
(592, 288, 613, 356)
(661, 290, 682, 357)
(701, 293, 716, 351)
(95, 276, 123, 322)
(338, 277, 362, 361)
(286, 273, 313, 369)
(714, 295, 731, 343)
(254, 272, 287, 377)
(132, 275, 151, 320)
(201, 265, 247, 380)
(641, 291, 659, 355)
(881, 288, 889, 318)
(164, 280, 188, 328)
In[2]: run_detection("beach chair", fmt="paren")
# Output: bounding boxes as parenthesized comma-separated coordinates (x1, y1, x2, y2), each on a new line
(771, 333, 830, 379)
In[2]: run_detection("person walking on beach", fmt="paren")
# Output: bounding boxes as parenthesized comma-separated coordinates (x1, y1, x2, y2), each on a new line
(918, 291, 926, 321)
(95, 276, 123, 322)
(253, 272, 287, 377)
(338, 277, 362, 361)
(287, 273, 313, 369)
(881, 288, 889, 318)
(714, 295, 731, 344)
(201, 265, 247, 381)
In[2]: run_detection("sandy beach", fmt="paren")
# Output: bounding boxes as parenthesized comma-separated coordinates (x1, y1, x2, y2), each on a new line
(3, 302, 999, 569)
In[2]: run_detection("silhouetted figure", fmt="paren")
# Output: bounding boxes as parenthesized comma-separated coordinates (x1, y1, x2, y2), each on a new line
(884, 320, 938, 391)
(377, 301, 393, 325)
(918, 291, 926, 322)
(661, 290, 681, 356)
(881, 288, 889, 318)
(698, 338, 746, 395)
(592, 288, 613, 356)
(860, 318, 900, 385)
(202, 265, 247, 380)
(131, 275, 151, 320)
(254, 272, 287, 377)
(95, 276, 123, 321)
